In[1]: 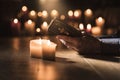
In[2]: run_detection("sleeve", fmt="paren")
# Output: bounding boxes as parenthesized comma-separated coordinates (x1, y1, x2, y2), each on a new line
(99, 38, 120, 56)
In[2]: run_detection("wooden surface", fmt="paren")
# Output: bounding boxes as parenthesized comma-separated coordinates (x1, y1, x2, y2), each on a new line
(0, 36, 120, 80)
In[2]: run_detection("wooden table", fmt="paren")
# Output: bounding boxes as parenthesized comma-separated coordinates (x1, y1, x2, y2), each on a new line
(0, 36, 120, 80)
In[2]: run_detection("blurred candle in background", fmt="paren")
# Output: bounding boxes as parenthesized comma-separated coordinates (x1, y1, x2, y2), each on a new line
(68, 10, 74, 18)
(74, 9, 82, 18)
(50, 9, 59, 18)
(22, 6, 28, 12)
(29, 10, 37, 19)
(11, 18, 21, 36)
(79, 23, 84, 30)
(86, 24, 92, 33)
(84, 9, 93, 18)
(41, 21, 48, 34)
(24, 19, 35, 35)
(95, 17, 105, 27)
(42, 10, 48, 18)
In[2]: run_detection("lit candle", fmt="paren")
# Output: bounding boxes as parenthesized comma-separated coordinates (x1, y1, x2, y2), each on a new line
(11, 18, 21, 36)
(68, 10, 74, 18)
(29, 10, 37, 19)
(24, 19, 35, 35)
(41, 21, 48, 34)
(30, 39, 57, 60)
(95, 17, 105, 27)
(79, 23, 84, 30)
(84, 9, 93, 17)
(50, 9, 59, 18)
(86, 24, 92, 33)
(42, 39, 57, 60)
(30, 39, 42, 58)
(74, 10, 82, 18)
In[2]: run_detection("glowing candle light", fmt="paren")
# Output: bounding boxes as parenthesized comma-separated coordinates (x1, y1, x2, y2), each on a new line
(22, 6, 28, 12)
(30, 39, 57, 60)
(74, 10, 82, 18)
(38, 11, 42, 17)
(41, 21, 48, 34)
(42, 10, 48, 18)
(60, 15, 65, 20)
(68, 10, 73, 18)
(95, 17, 105, 27)
(51, 9, 59, 18)
(42, 39, 57, 60)
(86, 24, 92, 33)
(30, 39, 42, 58)
(84, 9, 93, 17)
(29, 10, 37, 19)
(36, 28, 41, 33)
(24, 19, 35, 35)
(11, 18, 21, 36)
(79, 23, 84, 30)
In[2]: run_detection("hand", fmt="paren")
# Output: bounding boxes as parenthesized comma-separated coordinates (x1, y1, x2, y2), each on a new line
(56, 34, 101, 55)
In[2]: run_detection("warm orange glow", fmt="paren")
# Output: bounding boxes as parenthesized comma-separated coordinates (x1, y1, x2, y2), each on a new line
(41, 21, 48, 33)
(13, 18, 18, 24)
(60, 15, 65, 20)
(68, 10, 73, 17)
(22, 6, 28, 12)
(74, 10, 82, 18)
(84, 9, 93, 17)
(27, 20, 32, 24)
(36, 28, 41, 32)
(29, 10, 37, 19)
(24, 19, 35, 33)
(51, 9, 59, 18)
(91, 27, 101, 36)
(42, 10, 48, 18)
(38, 12, 42, 17)
(79, 23, 84, 30)
(87, 24, 92, 30)
(95, 17, 105, 27)
(30, 10, 36, 16)
(43, 21, 48, 27)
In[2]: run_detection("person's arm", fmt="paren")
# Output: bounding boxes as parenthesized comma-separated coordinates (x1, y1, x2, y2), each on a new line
(100, 38, 120, 56)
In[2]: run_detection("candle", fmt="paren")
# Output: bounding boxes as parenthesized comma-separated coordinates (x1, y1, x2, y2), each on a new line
(30, 39, 42, 58)
(84, 9, 93, 18)
(24, 19, 35, 35)
(95, 17, 105, 27)
(11, 18, 21, 36)
(41, 21, 48, 34)
(29, 10, 37, 19)
(86, 24, 92, 33)
(30, 39, 57, 60)
(79, 23, 84, 30)
(42, 39, 57, 60)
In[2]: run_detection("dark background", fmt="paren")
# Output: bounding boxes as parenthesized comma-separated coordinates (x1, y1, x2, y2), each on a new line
(0, 0, 120, 37)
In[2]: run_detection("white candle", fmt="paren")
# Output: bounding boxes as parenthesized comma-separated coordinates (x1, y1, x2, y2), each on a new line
(30, 39, 57, 60)
(42, 39, 57, 60)
(30, 39, 42, 58)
